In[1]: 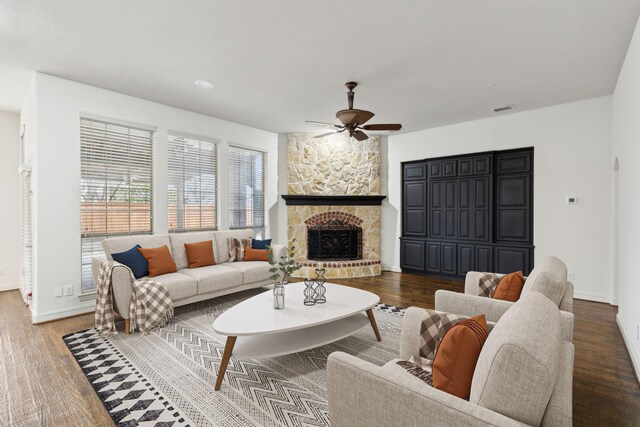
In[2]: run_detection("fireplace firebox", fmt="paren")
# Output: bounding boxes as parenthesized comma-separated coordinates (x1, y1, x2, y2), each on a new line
(307, 225, 362, 261)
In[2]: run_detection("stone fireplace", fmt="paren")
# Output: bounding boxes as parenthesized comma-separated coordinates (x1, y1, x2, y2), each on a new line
(285, 133, 384, 279)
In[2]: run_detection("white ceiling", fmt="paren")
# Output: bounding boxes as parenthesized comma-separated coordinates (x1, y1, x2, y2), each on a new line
(1, 0, 640, 134)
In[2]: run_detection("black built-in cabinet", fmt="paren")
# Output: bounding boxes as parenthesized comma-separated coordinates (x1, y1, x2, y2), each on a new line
(400, 148, 534, 277)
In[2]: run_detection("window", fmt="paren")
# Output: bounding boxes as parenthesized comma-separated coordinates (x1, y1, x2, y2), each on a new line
(80, 117, 154, 291)
(168, 134, 219, 232)
(228, 146, 266, 239)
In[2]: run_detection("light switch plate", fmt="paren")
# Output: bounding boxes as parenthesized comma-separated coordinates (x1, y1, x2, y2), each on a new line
(64, 285, 74, 296)
(0, 267, 5, 275)
(54, 287, 63, 298)
(567, 272, 574, 281)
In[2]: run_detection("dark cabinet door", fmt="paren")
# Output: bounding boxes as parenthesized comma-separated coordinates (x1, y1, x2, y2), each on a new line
(400, 239, 426, 271)
(458, 244, 474, 275)
(494, 246, 532, 275)
(444, 180, 457, 239)
(496, 151, 531, 174)
(475, 245, 494, 272)
(428, 161, 442, 178)
(495, 174, 531, 243)
(426, 242, 441, 273)
(443, 160, 457, 177)
(403, 181, 427, 236)
(429, 181, 443, 238)
(458, 158, 474, 176)
(441, 243, 456, 274)
(473, 177, 490, 241)
(474, 155, 492, 175)
(404, 163, 427, 181)
(458, 178, 474, 240)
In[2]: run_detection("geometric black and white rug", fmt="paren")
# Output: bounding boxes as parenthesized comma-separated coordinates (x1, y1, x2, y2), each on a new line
(64, 289, 405, 427)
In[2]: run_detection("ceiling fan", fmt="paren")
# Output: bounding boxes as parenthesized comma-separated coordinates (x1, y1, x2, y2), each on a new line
(307, 82, 402, 141)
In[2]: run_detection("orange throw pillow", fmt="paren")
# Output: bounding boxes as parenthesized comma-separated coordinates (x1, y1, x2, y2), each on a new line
(432, 314, 489, 399)
(184, 240, 216, 268)
(137, 245, 177, 277)
(244, 247, 269, 262)
(492, 271, 525, 302)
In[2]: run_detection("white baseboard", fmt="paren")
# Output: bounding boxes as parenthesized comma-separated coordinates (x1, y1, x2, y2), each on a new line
(381, 265, 401, 273)
(573, 291, 611, 304)
(617, 314, 640, 384)
(31, 302, 95, 324)
(0, 282, 20, 292)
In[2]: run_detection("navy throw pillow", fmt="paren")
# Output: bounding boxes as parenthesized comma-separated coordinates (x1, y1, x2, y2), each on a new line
(252, 238, 272, 249)
(111, 244, 149, 279)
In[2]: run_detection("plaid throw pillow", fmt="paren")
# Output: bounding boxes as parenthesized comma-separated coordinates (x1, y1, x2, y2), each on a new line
(227, 237, 252, 262)
(419, 310, 469, 360)
(478, 273, 502, 297)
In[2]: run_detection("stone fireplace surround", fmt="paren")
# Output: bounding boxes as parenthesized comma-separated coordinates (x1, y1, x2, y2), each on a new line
(283, 195, 384, 279)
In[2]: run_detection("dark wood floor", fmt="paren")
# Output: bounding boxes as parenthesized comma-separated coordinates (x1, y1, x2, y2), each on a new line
(1, 272, 638, 426)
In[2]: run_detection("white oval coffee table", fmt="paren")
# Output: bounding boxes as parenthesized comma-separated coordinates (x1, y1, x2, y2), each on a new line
(212, 282, 381, 390)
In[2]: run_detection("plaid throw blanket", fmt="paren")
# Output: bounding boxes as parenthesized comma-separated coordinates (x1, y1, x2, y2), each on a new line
(95, 260, 174, 335)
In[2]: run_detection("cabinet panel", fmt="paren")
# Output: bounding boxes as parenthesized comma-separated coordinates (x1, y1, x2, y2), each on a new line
(494, 246, 531, 275)
(400, 240, 426, 271)
(475, 245, 493, 272)
(496, 152, 531, 174)
(443, 160, 457, 177)
(441, 243, 456, 274)
(458, 244, 474, 275)
(495, 174, 531, 243)
(404, 210, 426, 235)
(428, 162, 442, 178)
(459, 158, 474, 176)
(474, 156, 492, 175)
(404, 182, 425, 207)
(403, 163, 426, 181)
(426, 243, 441, 273)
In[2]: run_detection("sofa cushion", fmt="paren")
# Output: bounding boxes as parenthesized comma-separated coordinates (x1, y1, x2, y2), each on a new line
(138, 246, 177, 277)
(102, 234, 172, 260)
(226, 261, 272, 284)
(252, 238, 272, 249)
(111, 244, 148, 279)
(180, 265, 243, 294)
(228, 237, 252, 262)
(520, 256, 567, 306)
(151, 272, 197, 301)
(244, 247, 269, 262)
(168, 231, 217, 270)
(185, 240, 216, 268)
(492, 271, 525, 302)
(470, 292, 562, 427)
(432, 315, 489, 399)
(213, 229, 254, 264)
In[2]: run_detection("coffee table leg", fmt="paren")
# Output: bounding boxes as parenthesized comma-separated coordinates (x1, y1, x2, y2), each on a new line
(215, 336, 237, 391)
(366, 309, 382, 342)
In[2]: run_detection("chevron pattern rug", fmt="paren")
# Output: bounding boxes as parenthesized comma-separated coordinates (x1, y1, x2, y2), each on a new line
(64, 288, 405, 427)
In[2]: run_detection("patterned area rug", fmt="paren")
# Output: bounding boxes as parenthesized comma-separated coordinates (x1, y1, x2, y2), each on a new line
(64, 289, 405, 427)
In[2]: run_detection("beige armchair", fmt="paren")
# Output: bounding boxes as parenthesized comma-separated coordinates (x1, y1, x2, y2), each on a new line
(327, 291, 573, 427)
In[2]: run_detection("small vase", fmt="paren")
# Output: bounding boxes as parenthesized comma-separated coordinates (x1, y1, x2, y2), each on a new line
(273, 282, 285, 309)
(314, 267, 326, 304)
(303, 278, 316, 306)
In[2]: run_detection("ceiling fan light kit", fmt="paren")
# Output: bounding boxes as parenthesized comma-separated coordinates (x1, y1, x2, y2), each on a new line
(307, 82, 402, 141)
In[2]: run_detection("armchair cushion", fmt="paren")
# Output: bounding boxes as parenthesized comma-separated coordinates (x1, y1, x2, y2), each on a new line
(493, 271, 525, 302)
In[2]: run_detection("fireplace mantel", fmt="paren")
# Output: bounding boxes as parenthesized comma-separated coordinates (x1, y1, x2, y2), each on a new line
(281, 195, 387, 206)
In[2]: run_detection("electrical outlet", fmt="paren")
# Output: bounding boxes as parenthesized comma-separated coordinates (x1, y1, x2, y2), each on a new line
(0, 266, 5, 275)
(567, 272, 574, 281)
(64, 285, 74, 296)
(54, 287, 63, 298)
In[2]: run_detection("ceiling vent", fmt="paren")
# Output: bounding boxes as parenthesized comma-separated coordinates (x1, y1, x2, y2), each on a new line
(493, 105, 514, 113)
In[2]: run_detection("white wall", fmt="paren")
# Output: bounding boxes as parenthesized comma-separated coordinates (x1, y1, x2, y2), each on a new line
(383, 96, 613, 303)
(0, 111, 21, 291)
(612, 15, 640, 379)
(24, 73, 278, 322)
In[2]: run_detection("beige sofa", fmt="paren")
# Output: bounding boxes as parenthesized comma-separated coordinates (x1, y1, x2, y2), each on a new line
(327, 291, 574, 427)
(91, 229, 285, 329)
(434, 256, 574, 339)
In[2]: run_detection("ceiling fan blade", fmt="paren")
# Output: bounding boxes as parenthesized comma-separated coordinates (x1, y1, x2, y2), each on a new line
(306, 120, 343, 129)
(353, 110, 375, 126)
(314, 128, 346, 139)
(362, 123, 402, 131)
(352, 130, 369, 141)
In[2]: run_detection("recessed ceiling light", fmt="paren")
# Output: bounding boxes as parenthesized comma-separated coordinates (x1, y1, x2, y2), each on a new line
(195, 79, 215, 89)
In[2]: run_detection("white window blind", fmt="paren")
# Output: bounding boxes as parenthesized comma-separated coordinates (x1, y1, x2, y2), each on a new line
(168, 135, 219, 232)
(228, 146, 267, 239)
(20, 169, 33, 304)
(80, 117, 154, 291)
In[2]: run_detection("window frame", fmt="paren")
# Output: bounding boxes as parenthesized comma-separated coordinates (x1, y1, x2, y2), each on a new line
(228, 145, 268, 239)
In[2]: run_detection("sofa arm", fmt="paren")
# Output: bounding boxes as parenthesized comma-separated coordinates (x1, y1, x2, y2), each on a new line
(399, 306, 429, 360)
(327, 352, 525, 427)
(436, 290, 513, 323)
(91, 257, 135, 319)
(465, 271, 505, 295)
(436, 290, 574, 342)
(559, 281, 574, 313)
